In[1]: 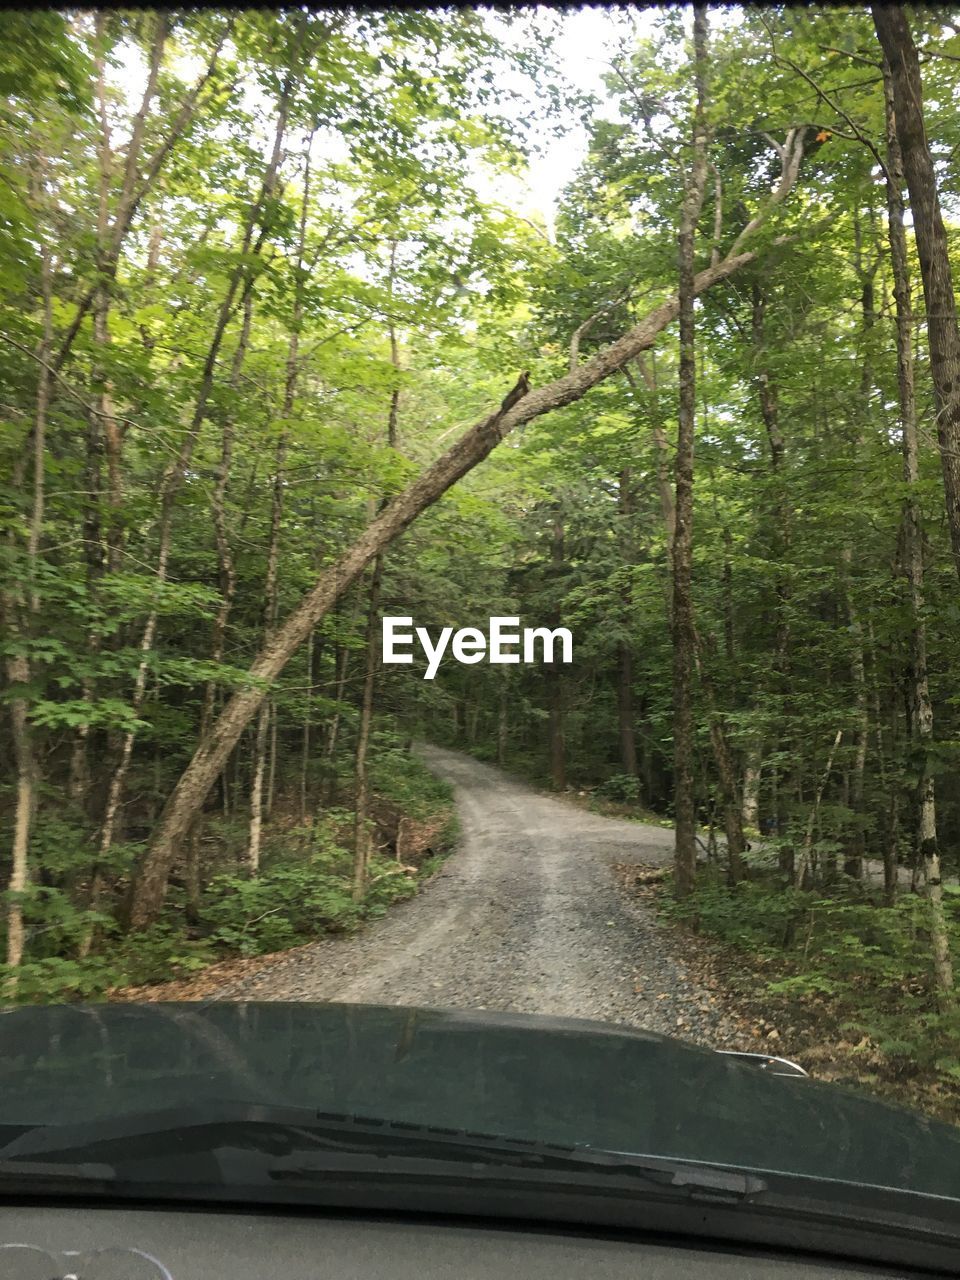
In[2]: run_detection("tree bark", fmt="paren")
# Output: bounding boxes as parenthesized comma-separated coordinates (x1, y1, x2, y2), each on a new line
(548, 515, 567, 792)
(741, 748, 761, 829)
(497, 674, 509, 767)
(882, 54, 954, 1001)
(353, 556, 383, 900)
(245, 429, 288, 876)
(751, 282, 795, 879)
(873, 4, 960, 581)
(246, 137, 317, 874)
(631, 353, 675, 556)
(693, 630, 745, 886)
(299, 629, 321, 821)
(672, 5, 709, 898)
(70, 20, 117, 818)
(201, 291, 253, 742)
(616, 468, 639, 781)
(841, 546, 868, 880)
(353, 240, 402, 898)
(126, 150, 808, 926)
(3, 231, 52, 982)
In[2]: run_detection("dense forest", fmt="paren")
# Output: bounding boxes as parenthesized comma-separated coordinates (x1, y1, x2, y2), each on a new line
(3, 5, 960, 1111)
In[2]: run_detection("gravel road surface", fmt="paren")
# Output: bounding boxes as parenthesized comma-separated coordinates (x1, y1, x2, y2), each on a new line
(210, 746, 749, 1047)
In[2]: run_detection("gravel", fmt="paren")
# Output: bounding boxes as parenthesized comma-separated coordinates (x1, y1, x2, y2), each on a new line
(209, 745, 751, 1049)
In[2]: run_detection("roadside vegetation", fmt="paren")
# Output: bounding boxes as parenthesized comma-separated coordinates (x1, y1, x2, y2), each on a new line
(8, 738, 456, 1004)
(620, 861, 960, 1120)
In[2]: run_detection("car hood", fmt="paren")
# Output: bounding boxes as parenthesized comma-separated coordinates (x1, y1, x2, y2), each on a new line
(2, 1000, 959, 1198)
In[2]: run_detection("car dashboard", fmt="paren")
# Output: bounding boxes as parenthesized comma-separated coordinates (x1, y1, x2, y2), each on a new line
(0, 1205, 941, 1279)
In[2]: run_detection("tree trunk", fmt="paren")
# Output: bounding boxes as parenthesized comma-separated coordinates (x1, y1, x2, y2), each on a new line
(245, 428, 288, 877)
(267, 703, 278, 818)
(642, 357, 677, 553)
(299, 629, 320, 821)
(497, 675, 509, 767)
(3, 222, 52, 982)
(694, 633, 745, 886)
(245, 704, 270, 877)
(672, 5, 709, 898)
(5, 667, 36, 980)
(100, 59, 299, 903)
(616, 468, 639, 781)
(882, 53, 954, 1001)
(353, 556, 383, 900)
(752, 282, 795, 880)
(873, 4, 960, 580)
(741, 745, 761, 828)
(70, 25, 116, 823)
(126, 153, 808, 926)
(322, 630, 350, 784)
(201, 290, 253, 743)
(548, 515, 567, 791)
(352, 239, 401, 899)
(841, 546, 868, 880)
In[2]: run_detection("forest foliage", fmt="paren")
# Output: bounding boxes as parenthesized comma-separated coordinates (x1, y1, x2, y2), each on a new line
(3, 4, 960, 1104)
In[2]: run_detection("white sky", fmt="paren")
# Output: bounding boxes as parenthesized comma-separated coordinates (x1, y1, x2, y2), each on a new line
(478, 6, 651, 239)
(110, 7, 650, 241)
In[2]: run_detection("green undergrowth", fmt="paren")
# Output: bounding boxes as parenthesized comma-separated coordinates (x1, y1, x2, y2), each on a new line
(2, 749, 456, 1005)
(657, 866, 960, 1108)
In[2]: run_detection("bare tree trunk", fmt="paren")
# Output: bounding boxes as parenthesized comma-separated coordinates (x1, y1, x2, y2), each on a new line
(741, 746, 761, 828)
(3, 232, 52, 983)
(4, 671, 35, 979)
(882, 55, 954, 1001)
(201, 291, 253, 742)
(497, 674, 509, 767)
(841, 546, 868, 880)
(245, 706, 270, 877)
(673, 5, 710, 898)
(247, 136, 313, 874)
(693, 632, 745, 885)
(300, 629, 322, 820)
(323, 628, 350, 781)
(616, 468, 639, 781)
(267, 703, 278, 819)
(640, 355, 677, 553)
(546, 515, 567, 791)
(874, 5, 960, 580)
(126, 156, 809, 926)
(752, 283, 794, 879)
(70, 23, 117, 817)
(353, 556, 383, 900)
(354, 245, 401, 897)
(794, 730, 843, 889)
(246, 429, 287, 877)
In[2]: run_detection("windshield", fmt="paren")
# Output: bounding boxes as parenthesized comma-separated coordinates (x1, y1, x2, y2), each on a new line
(2, 1, 960, 1265)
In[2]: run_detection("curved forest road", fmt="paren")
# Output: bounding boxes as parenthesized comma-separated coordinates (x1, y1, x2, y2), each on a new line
(208, 746, 750, 1050)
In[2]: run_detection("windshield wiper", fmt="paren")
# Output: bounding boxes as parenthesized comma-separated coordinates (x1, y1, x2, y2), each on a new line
(0, 1101, 765, 1202)
(0, 1100, 768, 1198)
(267, 1110, 768, 1201)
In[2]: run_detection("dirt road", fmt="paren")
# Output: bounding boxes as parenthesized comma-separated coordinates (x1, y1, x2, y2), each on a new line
(208, 747, 749, 1049)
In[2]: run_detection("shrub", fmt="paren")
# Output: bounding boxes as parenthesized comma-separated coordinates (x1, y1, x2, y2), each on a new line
(595, 773, 641, 803)
(200, 858, 362, 957)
